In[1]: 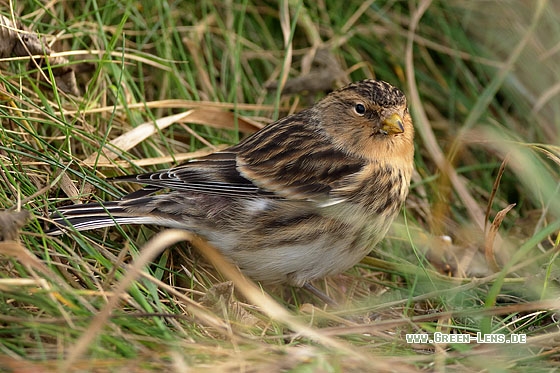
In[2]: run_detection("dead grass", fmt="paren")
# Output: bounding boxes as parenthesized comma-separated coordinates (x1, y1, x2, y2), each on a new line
(0, 0, 559, 371)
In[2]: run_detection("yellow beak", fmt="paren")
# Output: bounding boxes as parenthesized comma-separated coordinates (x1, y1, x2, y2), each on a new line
(381, 113, 405, 135)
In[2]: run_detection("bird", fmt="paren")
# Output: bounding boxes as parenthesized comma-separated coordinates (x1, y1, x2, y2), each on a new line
(49, 79, 414, 291)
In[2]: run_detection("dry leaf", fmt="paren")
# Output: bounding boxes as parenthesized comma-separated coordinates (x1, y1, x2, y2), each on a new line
(177, 108, 262, 133)
(0, 14, 79, 96)
(0, 210, 30, 241)
(485, 203, 516, 272)
(82, 110, 261, 167)
(82, 111, 196, 166)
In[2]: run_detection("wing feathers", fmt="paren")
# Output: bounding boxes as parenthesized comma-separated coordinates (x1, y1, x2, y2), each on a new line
(49, 202, 131, 235)
(106, 117, 367, 201)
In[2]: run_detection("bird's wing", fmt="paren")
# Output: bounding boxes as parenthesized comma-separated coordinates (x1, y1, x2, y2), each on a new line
(112, 151, 268, 197)
(232, 114, 366, 201)
(114, 112, 366, 201)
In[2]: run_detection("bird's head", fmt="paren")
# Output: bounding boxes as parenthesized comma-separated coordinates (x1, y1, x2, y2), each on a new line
(313, 79, 414, 164)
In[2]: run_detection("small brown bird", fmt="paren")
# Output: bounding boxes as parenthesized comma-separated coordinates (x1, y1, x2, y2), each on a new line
(50, 79, 414, 289)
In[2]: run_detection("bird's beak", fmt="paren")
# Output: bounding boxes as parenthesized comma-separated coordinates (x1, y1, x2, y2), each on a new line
(381, 113, 405, 135)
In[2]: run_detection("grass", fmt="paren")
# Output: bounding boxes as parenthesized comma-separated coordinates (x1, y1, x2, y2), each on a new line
(1, 0, 559, 371)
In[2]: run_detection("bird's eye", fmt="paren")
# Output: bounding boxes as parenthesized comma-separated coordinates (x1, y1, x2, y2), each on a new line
(354, 103, 366, 116)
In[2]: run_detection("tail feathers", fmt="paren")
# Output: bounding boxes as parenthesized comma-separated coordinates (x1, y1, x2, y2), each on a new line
(48, 201, 152, 235)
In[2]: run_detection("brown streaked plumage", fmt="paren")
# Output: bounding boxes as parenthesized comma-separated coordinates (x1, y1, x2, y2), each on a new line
(49, 79, 414, 288)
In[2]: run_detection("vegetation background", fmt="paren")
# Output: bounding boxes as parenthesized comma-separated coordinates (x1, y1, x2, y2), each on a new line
(0, 0, 559, 371)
